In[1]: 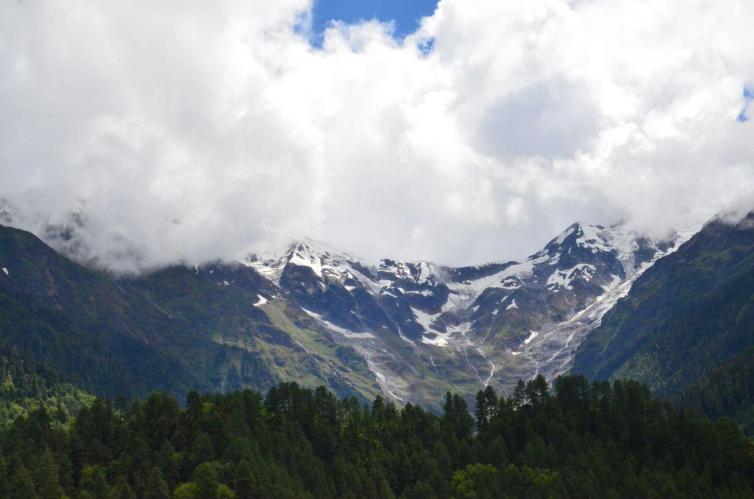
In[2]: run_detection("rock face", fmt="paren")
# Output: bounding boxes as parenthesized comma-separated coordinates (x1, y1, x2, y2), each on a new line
(245, 223, 680, 406)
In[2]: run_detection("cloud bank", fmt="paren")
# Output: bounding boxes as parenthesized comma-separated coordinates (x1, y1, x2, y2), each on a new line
(1, 0, 753, 271)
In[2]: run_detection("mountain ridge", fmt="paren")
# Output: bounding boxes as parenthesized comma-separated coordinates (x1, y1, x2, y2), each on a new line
(0, 220, 682, 408)
(240, 221, 682, 404)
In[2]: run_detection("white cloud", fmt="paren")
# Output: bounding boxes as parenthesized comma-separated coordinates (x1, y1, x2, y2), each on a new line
(0, 0, 752, 271)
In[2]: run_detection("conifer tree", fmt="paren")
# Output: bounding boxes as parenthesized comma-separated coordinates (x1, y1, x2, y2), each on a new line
(143, 467, 170, 499)
(108, 476, 136, 499)
(7, 455, 37, 499)
(192, 462, 220, 499)
(34, 448, 64, 499)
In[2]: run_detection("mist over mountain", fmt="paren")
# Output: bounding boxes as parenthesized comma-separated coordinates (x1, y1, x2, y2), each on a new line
(2, 0, 753, 272)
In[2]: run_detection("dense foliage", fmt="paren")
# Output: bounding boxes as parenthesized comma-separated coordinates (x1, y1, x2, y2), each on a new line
(1, 375, 752, 499)
(677, 347, 754, 436)
(0, 344, 93, 428)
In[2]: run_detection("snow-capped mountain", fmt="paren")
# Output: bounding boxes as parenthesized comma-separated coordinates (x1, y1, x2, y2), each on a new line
(0, 215, 685, 409)
(243, 223, 682, 403)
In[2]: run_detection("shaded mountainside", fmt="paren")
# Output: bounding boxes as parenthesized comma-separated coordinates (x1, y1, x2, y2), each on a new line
(571, 213, 754, 399)
(0, 224, 210, 398)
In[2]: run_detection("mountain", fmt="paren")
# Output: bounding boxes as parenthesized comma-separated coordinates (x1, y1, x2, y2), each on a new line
(571, 212, 754, 399)
(244, 223, 679, 406)
(0, 220, 679, 408)
(0, 223, 210, 398)
(0, 224, 380, 402)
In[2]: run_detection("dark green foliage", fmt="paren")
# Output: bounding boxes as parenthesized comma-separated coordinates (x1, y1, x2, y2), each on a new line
(0, 343, 94, 427)
(676, 347, 754, 436)
(0, 376, 752, 498)
(143, 468, 170, 499)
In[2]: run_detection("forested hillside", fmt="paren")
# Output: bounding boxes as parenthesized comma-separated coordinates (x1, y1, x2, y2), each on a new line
(1, 376, 752, 498)
(0, 344, 93, 428)
(677, 347, 754, 436)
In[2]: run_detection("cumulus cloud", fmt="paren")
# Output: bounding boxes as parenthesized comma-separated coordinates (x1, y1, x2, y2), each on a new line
(0, 0, 753, 271)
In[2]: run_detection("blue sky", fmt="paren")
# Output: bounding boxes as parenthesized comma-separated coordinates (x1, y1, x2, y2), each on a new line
(311, 0, 439, 39)
(739, 86, 753, 122)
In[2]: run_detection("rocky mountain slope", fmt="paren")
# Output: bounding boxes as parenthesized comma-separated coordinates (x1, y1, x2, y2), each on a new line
(245, 222, 680, 406)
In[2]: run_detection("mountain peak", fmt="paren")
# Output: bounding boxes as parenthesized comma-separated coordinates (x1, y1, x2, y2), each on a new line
(377, 259, 440, 285)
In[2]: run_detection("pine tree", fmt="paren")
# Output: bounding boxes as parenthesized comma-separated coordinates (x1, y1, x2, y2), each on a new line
(79, 465, 110, 499)
(108, 476, 136, 499)
(233, 460, 258, 499)
(34, 448, 64, 499)
(143, 467, 170, 499)
(192, 462, 220, 499)
(7, 455, 37, 499)
(475, 386, 498, 432)
(512, 380, 526, 408)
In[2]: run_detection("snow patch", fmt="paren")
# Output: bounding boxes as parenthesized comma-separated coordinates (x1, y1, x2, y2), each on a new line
(289, 245, 323, 277)
(506, 299, 518, 311)
(546, 264, 596, 290)
(246, 238, 377, 292)
(413, 306, 471, 347)
(554, 226, 576, 246)
(412, 307, 442, 334)
(420, 321, 471, 347)
(302, 308, 375, 339)
(379, 260, 437, 285)
(1, 267, 8, 276)
(253, 295, 268, 307)
(523, 330, 539, 345)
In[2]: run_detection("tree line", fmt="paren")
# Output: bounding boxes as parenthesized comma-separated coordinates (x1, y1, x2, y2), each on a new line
(1, 375, 753, 498)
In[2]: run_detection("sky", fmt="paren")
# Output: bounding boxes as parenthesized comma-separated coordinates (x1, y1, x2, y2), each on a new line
(0, 0, 753, 272)
(310, 0, 439, 40)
